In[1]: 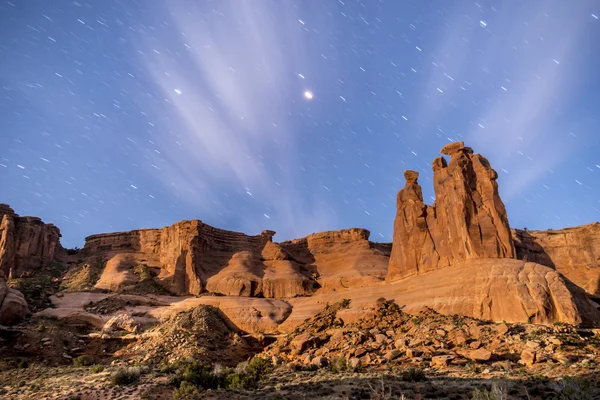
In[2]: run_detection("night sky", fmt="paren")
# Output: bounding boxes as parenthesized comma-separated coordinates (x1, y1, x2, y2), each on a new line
(1, 1, 599, 248)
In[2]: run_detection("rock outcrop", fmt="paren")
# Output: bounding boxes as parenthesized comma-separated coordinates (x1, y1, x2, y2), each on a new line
(281, 259, 600, 332)
(513, 223, 600, 297)
(85, 223, 389, 298)
(279, 228, 389, 293)
(0, 204, 63, 278)
(0, 270, 28, 325)
(388, 142, 515, 281)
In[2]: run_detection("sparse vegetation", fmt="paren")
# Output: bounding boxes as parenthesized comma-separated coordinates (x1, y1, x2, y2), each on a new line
(111, 367, 141, 385)
(73, 355, 94, 367)
(91, 365, 104, 373)
(163, 356, 273, 392)
(401, 368, 425, 382)
(172, 381, 202, 399)
(555, 377, 594, 400)
(330, 356, 347, 373)
(60, 261, 103, 291)
(472, 381, 508, 400)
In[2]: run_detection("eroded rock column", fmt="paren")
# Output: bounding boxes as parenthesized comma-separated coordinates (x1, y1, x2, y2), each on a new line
(388, 142, 515, 281)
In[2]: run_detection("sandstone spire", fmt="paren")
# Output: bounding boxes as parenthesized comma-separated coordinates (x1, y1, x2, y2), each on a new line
(387, 142, 515, 281)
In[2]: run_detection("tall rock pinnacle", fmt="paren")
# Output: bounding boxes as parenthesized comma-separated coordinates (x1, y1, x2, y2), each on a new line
(387, 142, 515, 281)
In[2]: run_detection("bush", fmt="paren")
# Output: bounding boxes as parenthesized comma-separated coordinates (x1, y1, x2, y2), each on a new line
(91, 365, 104, 373)
(73, 355, 94, 367)
(330, 356, 347, 373)
(555, 377, 593, 400)
(172, 381, 202, 399)
(472, 382, 508, 400)
(246, 356, 273, 382)
(164, 357, 274, 392)
(111, 367, 141, 385)
(401, 368, 425, 382)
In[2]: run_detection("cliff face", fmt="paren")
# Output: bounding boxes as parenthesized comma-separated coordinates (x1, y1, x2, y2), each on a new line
(388, 142, 515, 281)
(85, 222, 389, 298)
(513, 223, 600, 297)
(0, 204, 62, 279)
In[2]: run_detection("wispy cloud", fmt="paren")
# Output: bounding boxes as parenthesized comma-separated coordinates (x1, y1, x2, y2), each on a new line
(134, 1, 335, 238)
(415, 2, 590, 199)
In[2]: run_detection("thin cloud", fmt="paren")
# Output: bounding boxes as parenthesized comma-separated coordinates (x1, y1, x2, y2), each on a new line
(134, 1, 336, 238)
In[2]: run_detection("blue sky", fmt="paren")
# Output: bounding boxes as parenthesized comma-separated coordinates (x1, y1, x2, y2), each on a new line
(1, 0, 599, 248)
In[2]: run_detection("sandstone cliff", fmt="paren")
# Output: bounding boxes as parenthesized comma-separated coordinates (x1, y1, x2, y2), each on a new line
(513, 223, 600, 297)
(0, 204, 63, 278)
(86, 222, 389, 298)
(388, 142, 515, 281)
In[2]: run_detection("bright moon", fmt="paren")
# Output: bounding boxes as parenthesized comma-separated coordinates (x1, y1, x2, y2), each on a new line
(304, 90, 313, 100)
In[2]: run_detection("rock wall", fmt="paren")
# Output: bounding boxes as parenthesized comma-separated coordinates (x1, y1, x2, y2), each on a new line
(85, 223, 390, 298)
(280, 228, 389, 293)
(0, 204, 62, 278)
(388, 142, 515, 281)
(513, 223, 600, 297)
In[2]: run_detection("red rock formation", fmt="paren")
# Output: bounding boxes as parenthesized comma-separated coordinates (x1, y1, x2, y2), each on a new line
(0, 269, 28, 325)
(279, 228, 389, 293)
(282, 259, 600, 331)
(388, 142, 515, 281)
(0, 204, 62, 278)
(513, 223, 600, 296)
(86, 223, 389, 298)
(86, 221, 317, 297)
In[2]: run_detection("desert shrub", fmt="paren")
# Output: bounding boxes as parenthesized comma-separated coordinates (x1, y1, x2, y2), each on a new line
(246, 356, 273, 381)
(164, 356, 274, 392)
(111, 367, 141, 385)
(330, 356, 347, 373)
(167, 360, 226, 390)
(73, 355, 94, 367)
(555, 377, 593, 400)
(172, 381, 202, 399)
(225, 357, 273, 389)
(401, 368, 425, 382)
(91, 365, 104, 373)
(472, 381, 508, 400)
(368, 377, 397, 400)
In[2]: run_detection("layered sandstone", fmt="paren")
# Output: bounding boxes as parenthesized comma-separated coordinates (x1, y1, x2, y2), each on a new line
(388, 142, 515, 281)
(0, 204, 62, 278)
(279, 228, 389, 293)
(86, 221, 389, 298)
(513, 223, 600, 296)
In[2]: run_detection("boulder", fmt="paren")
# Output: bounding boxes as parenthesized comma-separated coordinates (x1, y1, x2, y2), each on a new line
(520, 349, 536, 366)
(102, 313, 140, 333)
(0, 271, 28, 325)
(431, 355, 454, 368)
(348, 357, 361, 371)
(468, 348, 492, 362)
